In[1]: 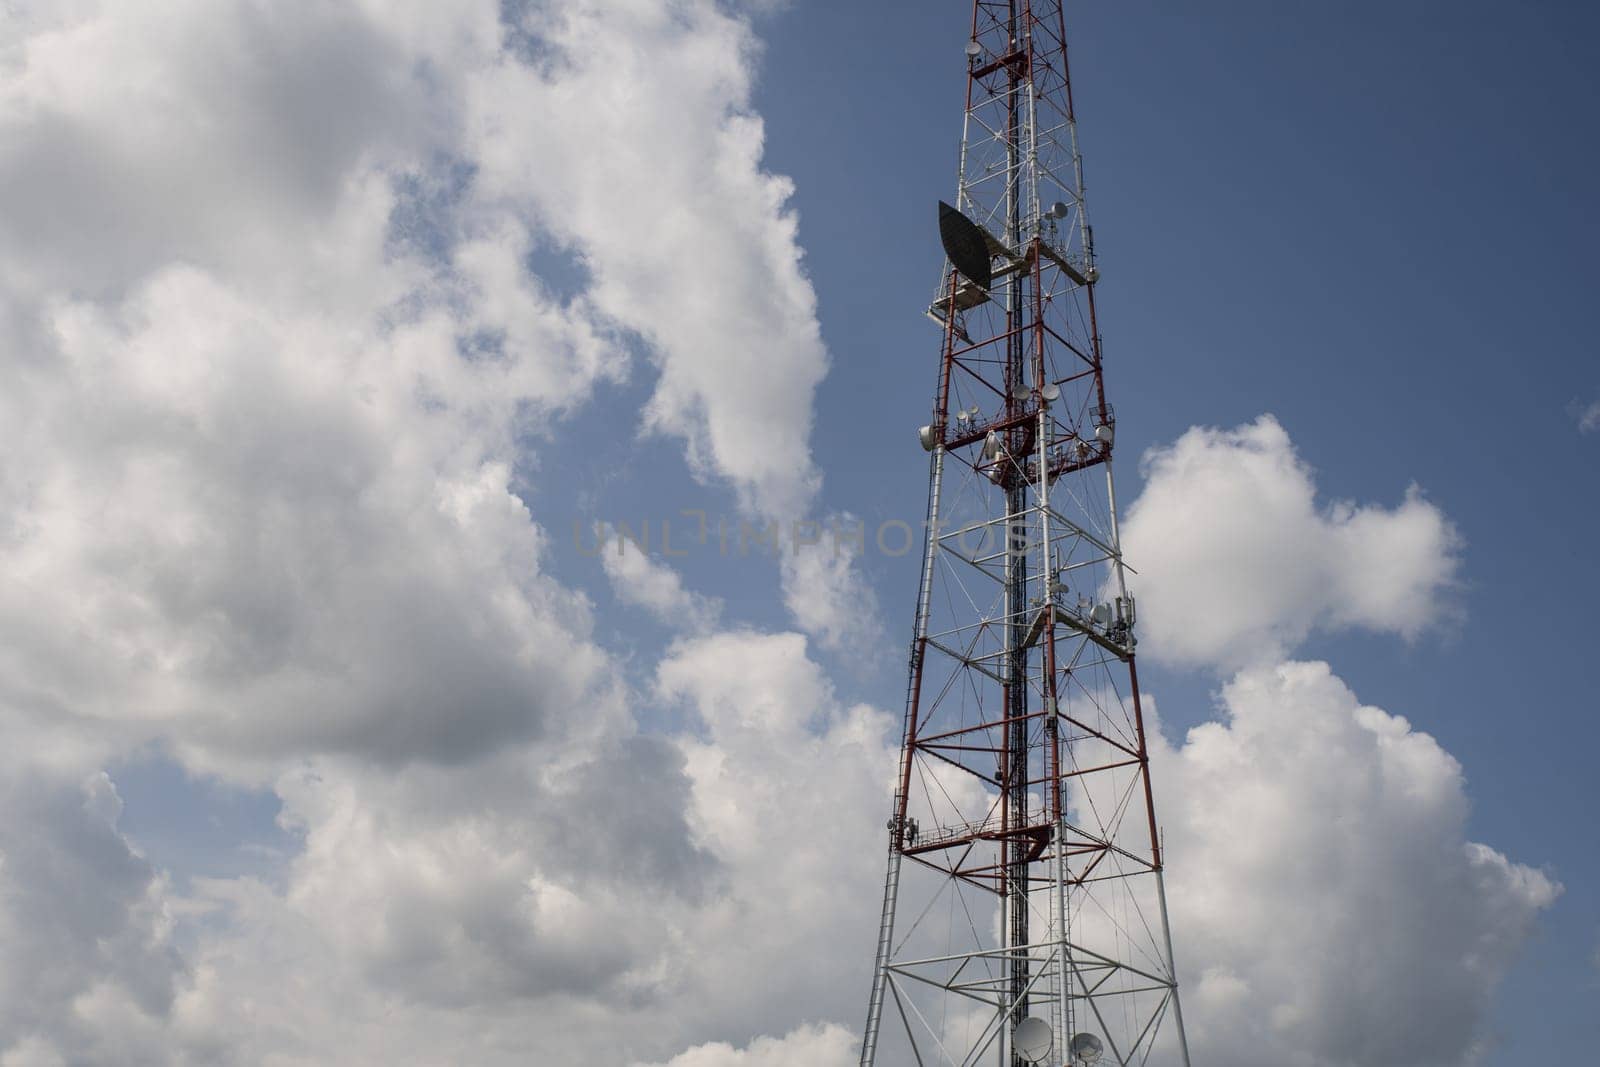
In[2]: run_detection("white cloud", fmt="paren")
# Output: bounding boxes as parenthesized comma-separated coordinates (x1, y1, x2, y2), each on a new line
(1118, 419, 1546, 1062)
(630, 1023, 856, 1067)
(0, 0, 882, 1059)
(467, 0, 827, 523)
(1121, 415, 1462, 668)
(161, 631, 892, 1063)
(600, 528, 723, 632)
(0, 0, 637, 779)
(1154, 660, 1558, 1067)
(654, 630, 895, 1040)
(465, 0, 880, 650)
(0, 772, 184, 1066)
(0, 0, 446, 299)
(2, 260, 624, 776)
(1576, 398, 1600, 434)
(0, 0, 891, 814)
(269, 744, 710, 1006)
(778, 513, 883, 657)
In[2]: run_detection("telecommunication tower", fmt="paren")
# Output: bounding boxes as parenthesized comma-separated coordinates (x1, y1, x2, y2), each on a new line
(859, 4, 1191, 1065)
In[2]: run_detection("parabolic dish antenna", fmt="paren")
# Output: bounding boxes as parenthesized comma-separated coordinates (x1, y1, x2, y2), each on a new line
(1013, 1016, 1053, 1063)
(937, 201, 993, 290)
(1070, 1032, 1105, 1064)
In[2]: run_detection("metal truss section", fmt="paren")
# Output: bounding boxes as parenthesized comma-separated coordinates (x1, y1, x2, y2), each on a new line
(861, 3, 1191, 1065)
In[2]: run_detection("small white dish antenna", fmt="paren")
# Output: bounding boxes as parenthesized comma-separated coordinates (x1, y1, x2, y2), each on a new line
(965, 40, 982, 58)
(1048, 201, 1071, 219)
(1094, 422, 1114, 444)
(982, 431, 1001, 460)
(967, 404, 981, 419)
(1011, 383, 1030, 401)
(956, 409, 970, 423)
(1013, 1016, 1053, 1063)
(1069, 1032, 1104, 1064)
(1041, 383, 1060, 402)
(918, 424, 937, 451)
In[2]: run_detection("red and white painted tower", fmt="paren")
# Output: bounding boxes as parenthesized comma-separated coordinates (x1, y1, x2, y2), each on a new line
(860, 4, 1191, 1065)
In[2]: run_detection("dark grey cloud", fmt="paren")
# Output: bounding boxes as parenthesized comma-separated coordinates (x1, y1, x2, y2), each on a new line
(0, 772, 184, 1064)
(0, 0, 437, 297)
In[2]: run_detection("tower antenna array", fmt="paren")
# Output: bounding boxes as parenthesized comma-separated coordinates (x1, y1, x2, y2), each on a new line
(858, 4, 1192, 1065)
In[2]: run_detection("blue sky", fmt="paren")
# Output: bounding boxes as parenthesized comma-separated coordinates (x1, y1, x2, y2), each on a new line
(560, 5, 1600, 1051)
(614, 0, 1600, 1055)
(763, 0, 1600, 1048)
(5, 1, 1596, 1063)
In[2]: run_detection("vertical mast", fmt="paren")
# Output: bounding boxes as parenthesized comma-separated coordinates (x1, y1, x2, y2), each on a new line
(1002, 6, 1031, 1065)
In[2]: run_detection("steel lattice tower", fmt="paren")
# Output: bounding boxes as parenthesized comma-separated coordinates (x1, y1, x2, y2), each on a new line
(859, 4, 1191, 1065)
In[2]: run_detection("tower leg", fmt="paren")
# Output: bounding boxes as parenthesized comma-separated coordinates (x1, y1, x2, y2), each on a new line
(859, 833, 903, 1066)
(1156, 870, 1193, 1067)
(860, 447, 944, 1067)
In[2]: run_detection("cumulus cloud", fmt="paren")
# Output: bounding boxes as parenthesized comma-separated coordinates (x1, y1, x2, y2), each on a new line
(1154, 661, 1558, 1066)
(0, 0, 874, 778)
(0, 0, 636, 778)
(654, 630, 894, 1040)
(630, 1023, 856, 1067)
(600, 528, 723, 632)
(467, 0, 879, 649)
(468, 0, 826, 522)
(272, 740, 714, 1008)
(1121, 415, 1462, 668)
(0, 0, 881, 1060)
(1115, 418, 1549, 1062)
(0, 0, 437, 299)
(778, 514, 883, 657)
(162, 632, 892, 1064)
(2, 257, 624, 775)
(0, 772, 183, 1065)
(1574, 398, 1600, 434)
